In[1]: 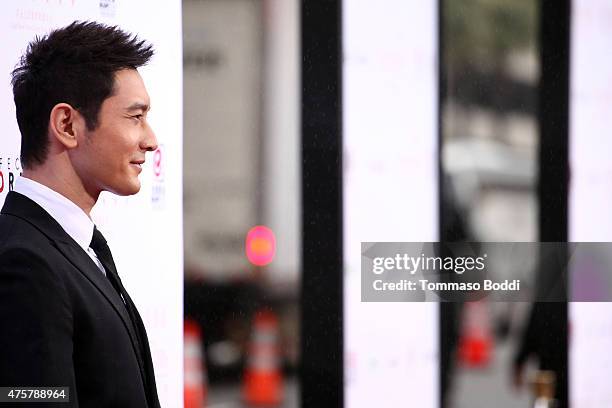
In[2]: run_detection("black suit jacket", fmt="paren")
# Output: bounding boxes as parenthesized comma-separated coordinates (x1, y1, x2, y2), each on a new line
(0, 191, 160, 407)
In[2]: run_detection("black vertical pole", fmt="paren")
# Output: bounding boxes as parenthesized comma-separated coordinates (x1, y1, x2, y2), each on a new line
(539, 4, 570, 239)
(301, 1, 343, 407)
(438, 1, 452, 407)
(538, 0, 570, 406)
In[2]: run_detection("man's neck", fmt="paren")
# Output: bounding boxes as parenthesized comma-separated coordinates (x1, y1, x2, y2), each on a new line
(22, 167, 98, 216)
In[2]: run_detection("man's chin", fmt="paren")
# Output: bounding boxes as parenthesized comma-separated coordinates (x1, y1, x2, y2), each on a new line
(107, 181, 141, 196)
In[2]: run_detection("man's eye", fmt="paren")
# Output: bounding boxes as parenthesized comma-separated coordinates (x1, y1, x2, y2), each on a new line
(132, 114, 143, 121)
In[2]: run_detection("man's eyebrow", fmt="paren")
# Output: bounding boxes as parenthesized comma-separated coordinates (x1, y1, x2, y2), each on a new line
(125, 102, 150, 112)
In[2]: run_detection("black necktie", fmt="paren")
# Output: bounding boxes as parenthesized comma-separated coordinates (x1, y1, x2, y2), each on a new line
(90, 227, 122, 292)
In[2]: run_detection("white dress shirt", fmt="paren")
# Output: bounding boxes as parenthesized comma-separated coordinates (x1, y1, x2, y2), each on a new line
(14, 176, 107, 276)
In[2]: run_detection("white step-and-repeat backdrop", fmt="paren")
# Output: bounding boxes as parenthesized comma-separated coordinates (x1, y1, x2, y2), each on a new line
(570, 0, 612, 406)
(0, 2, 183, 406)
(343, 1, 439, 407)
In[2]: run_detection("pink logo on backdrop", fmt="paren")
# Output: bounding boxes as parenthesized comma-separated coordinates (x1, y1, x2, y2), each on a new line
(153, 147, 163, 179)
(151, 146, 165, 209)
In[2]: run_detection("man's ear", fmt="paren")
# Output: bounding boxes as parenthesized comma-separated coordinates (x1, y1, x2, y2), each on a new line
(48, 103, 85, 149)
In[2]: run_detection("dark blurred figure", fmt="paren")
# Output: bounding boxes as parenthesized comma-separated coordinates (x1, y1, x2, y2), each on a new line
(513, 245, 568, 407)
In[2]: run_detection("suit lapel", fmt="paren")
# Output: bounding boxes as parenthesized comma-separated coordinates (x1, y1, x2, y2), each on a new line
(53, 241, 147, 378)
(1, 192, 148, 387)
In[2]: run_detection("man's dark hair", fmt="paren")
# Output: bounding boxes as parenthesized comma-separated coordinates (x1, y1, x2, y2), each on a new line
(11, 21, 154, 168)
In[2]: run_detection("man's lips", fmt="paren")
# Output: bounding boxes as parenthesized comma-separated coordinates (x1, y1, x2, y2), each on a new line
(130, 160, 145, 171)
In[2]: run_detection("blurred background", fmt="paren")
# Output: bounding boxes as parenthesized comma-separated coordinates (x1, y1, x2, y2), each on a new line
(182, 0, 300, 406)
(441, 1, 539, 407)
(180, 0, 611, 407)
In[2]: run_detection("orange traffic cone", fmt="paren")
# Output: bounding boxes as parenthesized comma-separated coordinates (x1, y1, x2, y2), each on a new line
(242, 310, 283, 406)
(457, 300, 493, 367)
(184, 319, 207, 408)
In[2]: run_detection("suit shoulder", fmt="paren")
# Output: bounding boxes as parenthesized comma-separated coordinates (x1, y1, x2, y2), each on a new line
(0, 212, 54, 253)
(0, 241, 71, 317)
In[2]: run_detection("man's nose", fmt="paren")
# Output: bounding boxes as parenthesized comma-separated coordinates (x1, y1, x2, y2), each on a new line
(141, 122, 158, 152)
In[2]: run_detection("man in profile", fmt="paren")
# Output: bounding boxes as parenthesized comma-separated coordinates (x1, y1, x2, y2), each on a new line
(0, 21, 160, 407)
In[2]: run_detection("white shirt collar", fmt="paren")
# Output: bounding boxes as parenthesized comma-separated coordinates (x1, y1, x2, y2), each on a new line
(14, 176, 94, 252)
